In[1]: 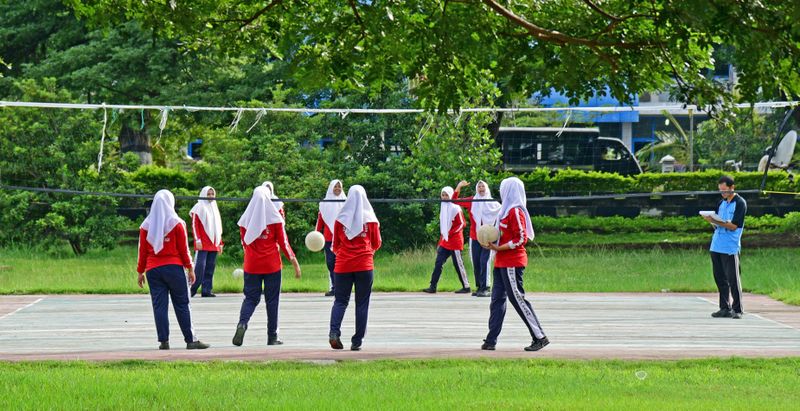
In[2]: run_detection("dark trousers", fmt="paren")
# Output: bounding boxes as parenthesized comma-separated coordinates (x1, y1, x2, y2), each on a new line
(428, 246, 470, 289)
(486, 267, 545, 344)
(711, 251, 744, 313)
(324, 241, 336, 291)
(238, 272, 282, 336)
(190, 250, 218, 296)
(470, 239, 491, 291)
(146, 264, 197, 343)
(329, 270, 373, 345)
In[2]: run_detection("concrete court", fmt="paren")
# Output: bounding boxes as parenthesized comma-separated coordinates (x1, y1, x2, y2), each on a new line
(1, 292, 799, 361)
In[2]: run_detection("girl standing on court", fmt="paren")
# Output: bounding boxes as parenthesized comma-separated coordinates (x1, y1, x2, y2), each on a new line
(316, 179, 346, 297)
(481, 177, 549, 352)
(136, 189, 210, 350)
(453, 180, 501, 297)
(422, 186, 470, 294)
(233, 186, 301, 347)
(329, 185, 381, 351)
(261, 181, 285, 219)
(189, 186, 224, 298)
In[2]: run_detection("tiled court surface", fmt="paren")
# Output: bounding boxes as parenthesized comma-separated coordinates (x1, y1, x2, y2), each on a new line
(1, 292, 799, 361)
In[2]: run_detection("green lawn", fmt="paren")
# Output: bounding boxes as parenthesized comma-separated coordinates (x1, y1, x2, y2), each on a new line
(1, 245, 799, 304)
(1, 358, 799, 409)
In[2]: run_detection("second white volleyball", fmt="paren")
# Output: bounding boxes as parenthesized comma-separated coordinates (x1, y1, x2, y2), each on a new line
(477, 224, 500, 245)
(305, 231, 326, 252)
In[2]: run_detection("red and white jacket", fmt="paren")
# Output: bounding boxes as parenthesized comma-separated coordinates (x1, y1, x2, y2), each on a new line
(452, 190, 479, 241)
(331, 221, 381, 273)
(438, 212, 465, 251)
(315, 212, 335, 242)
(137, 224, 193, 274)
(494, 207, 529, 268)
(191, 214, 224, 252)
(239, 224, 295, 274)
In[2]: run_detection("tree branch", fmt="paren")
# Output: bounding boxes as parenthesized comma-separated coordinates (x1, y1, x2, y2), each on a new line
(481, 0, 660, 49)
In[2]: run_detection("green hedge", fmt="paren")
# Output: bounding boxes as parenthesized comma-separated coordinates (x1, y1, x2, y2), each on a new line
(532, 213, 800, 234)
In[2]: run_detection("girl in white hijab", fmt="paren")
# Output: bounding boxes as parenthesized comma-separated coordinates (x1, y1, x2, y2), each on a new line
(328, 185, 381, 351)
(233, 186, 301, 347)
(189, 186, 223, 298)
(136, 189, 209, 350)
(452, 180, 501, 297)
(482, 177, 547, 352)
(261, 181, 285, 218)
(315, 180, 346, 296)
(422, 186, 470, 294)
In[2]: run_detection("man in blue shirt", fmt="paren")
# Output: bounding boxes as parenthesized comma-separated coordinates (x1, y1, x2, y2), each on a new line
(702, 175, 747, 319)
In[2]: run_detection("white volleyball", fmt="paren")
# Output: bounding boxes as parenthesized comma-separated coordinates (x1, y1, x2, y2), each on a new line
(477, 224, 500, 245)
(305, 231, 326, 252)
(232, 268, 244, 278)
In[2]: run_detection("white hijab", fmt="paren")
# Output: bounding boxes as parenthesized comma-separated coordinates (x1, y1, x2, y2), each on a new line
(238, 186, 285, 245)
(261, 181, 284, 210)
(189, 186, 222, 246)
(320, 179, 346, 232)
(336, 185, 379, 240)
(497, 177, 534, 240)
(471, 180, 501, 227)
(439, 186, 461, 241)
(141, 189, 183, 254)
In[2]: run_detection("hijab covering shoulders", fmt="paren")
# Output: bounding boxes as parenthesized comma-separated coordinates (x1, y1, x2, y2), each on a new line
(471, 180, 501, 227)
(319, 179, 346, 231)
(141, 189, 184, 253)
(439, 186, 461, 241)
(497, 177, 535, 239)
(336, 185, 379, 240)
(238, 186, 285, 245)
(189, 186, 223, 246)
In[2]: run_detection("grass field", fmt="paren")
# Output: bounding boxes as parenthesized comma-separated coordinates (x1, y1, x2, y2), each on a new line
(1, 358, 799, 409)
(1, 245, 799, 304)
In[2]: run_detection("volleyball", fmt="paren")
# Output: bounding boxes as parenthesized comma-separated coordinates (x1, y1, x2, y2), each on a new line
(232, 268, 244, 278)
(477, 224, 500, 245)
(305, 231, 326, 252)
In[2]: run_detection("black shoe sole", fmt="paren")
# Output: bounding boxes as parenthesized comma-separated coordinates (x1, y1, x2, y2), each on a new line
(330, 337, 344, 350)
(351, 345, 362, 351)
(481, 345, 496, 351)
(525, 338, 550, 352)
(232, 326, 246, 346)
(268, 341, 284, 346)
(187, 343, 210, 350)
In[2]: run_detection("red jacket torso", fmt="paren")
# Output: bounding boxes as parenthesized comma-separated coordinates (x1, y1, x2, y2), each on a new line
(438, 212, 466, 251)
(240, 224, 295, 274)
(137, 223, 193, 274)
(331, 221, 381, 273)
(315, 212, 334, 242)
(452, 191, 478, 240)
(191, 214, 224, 252)
(494, 207, 529, 268)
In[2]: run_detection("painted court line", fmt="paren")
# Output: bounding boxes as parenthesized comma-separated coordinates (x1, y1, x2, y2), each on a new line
(0, 297, 44, 321)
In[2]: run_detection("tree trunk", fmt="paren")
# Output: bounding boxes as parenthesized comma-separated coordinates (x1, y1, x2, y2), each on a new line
(68, 238, 85, 255)
(119, 112, 152, 165)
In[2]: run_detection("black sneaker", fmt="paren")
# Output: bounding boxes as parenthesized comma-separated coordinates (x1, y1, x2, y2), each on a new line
(471, 292, 478, 296)
(329, 333, 344, 350)
(187, 341, 210, 350)
(524, 337, 550, 352)
(324, 290, 335, 297)
(201, 293, 217, 297)
(481, 340, 496, 350)
(351, 342, 362, 351)
(232, 324, 247, 346)
(268, 335, 283, 345)
(711, 309, 733, 318)
(476, 289, 491, 297)
(422, 287, 437, 294)
(454, 287, 471, 294)
(732, 312, 743, 319)
(159, 341, 170, 350)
